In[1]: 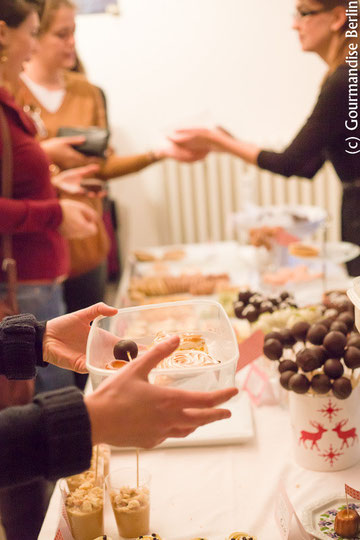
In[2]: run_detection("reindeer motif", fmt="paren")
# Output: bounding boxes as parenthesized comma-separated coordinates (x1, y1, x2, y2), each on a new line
(332, 420, 358, 449)
(299, 421, 327, 450)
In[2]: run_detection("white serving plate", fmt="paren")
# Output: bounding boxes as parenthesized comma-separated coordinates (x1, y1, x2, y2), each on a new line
(302, 493, 360, 539)
(290, 241, 360, 265)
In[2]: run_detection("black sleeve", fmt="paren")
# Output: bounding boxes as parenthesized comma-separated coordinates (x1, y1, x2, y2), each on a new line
(0, 314, 48, 380)
(257, 70, 346, 178)
(0, 387, 92, 488)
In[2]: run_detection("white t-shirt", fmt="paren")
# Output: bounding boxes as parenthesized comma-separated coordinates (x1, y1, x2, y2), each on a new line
(20, 72, 66, 113)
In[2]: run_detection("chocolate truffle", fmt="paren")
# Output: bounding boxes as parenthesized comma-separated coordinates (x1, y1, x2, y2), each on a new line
(323, 331, 347, 358)
(242, 305, 259, 323)
(289, 373, 310, 394)
(296, 348, 322, 372)
(258, 301, 274, 314)
(113, 339, 138, 361)
(337, 311, 354, 331)
(234, 301, 245, 318)
(323, 359, 344, 379)
(347, 333, 360, 349)
(332, 377, 352, 399)
(334, 508, 360, 537)
(329, 321, 348, 335)
(344, 346, 360, 370)
(249, 294, 263, 308)
(280, 291, 290, 300)
(263, 338, 283, 361)
(280, 371, 296, 390)
(238, 290, 252, 303)
(279, 328, 296, 348)
(290, 321, 310, 342)
(311, 373, 332, 395)
(264, 331, 283, 343)
(278, 360, 298, 374)
(306, 324, 328, 346)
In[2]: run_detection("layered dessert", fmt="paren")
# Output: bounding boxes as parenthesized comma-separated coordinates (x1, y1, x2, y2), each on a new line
(65, 483, 103, 540)
(157, 349, 219, 369)
(110, 485, 150, 538)
(227, 534, 256, 540)
(152, 331, 208, 353)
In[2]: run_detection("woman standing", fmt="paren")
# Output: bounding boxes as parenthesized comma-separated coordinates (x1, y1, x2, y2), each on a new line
(15, 0, 205, 329)
(171, 0, 360, 275)
(0, 1, 99, 537)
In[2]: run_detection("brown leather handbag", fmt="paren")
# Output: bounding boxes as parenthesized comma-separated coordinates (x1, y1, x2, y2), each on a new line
(0, 104, 34, 409)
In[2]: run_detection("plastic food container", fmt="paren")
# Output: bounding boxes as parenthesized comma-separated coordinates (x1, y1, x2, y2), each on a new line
(86, 300, 238, 391)
(347, 276, 360, 331)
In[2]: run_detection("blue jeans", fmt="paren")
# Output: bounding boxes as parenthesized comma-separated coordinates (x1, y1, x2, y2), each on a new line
(0, 281, 76, 393)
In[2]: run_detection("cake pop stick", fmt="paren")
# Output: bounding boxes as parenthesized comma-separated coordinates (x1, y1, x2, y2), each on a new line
(136, 448, 140, 488)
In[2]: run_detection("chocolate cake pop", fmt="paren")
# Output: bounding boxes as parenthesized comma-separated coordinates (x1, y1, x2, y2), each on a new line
(242, 305, 259, 323)
(323, 359, 344, 379)
(280, 370, 297, 390)
(290, 321, 310, 342)
(238, 290, 252, 303)
(289, 373, 310, 394)
(258, 301, 274, 314)
(296, 348, 322, 372)
(278, 360, 298, 374)
(306, 324, 328, 345)
(278, 328, 296, 348)
(234, 301, 245, 318)
(334, 508, 360, 537)
(323, 331, 347, 358)
(263, 339, 283, 361)
(113, 339, 138, 361)
(332, 377, 353, 399)
(264, 331, 283, 343)
(311, 373, 332, 394)
(249, 294, 263, 308)
(344, 346, 360, 370)
(347, 333, 360, 349)
(329, 321, 348, 335)
(311, 345, 328, 365)
(337, 311, 355, 331)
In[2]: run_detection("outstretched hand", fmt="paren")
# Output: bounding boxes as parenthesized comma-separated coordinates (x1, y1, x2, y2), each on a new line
(160, 141, 209, 162)
(52, 164, 101, 195)
(85, 335, 238, 448)
(43, 303, 118, 373)
(168, 127, 226, 153)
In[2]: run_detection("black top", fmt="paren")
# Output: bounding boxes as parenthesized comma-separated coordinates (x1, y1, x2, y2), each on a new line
(258, 65, 360, 182)
(0, 314, 92, 488)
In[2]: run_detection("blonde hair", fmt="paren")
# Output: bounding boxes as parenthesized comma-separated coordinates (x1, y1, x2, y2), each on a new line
(39, 0, 75, 34)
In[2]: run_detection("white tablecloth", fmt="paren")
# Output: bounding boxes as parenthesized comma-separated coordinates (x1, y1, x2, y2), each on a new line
(39, 395, 360, 540)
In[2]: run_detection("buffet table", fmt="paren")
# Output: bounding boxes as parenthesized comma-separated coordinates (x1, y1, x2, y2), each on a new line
(39, 398, 360, 540)
(39, 240, 360, 540)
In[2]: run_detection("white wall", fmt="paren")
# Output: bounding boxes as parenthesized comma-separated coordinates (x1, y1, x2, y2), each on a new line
(75, 0, 325, 254)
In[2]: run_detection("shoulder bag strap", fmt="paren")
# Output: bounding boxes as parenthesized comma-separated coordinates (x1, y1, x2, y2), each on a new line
(0, 104, 18, 313)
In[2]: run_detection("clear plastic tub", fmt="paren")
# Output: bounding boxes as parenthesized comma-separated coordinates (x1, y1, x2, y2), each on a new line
(347, 276, 360, 331)
(86, 299, 238, 391)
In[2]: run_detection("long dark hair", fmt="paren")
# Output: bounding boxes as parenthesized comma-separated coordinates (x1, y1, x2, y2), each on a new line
(0, 0, 44, 28)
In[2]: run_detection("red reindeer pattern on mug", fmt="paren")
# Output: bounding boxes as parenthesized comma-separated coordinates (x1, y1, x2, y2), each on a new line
(299, 421, 327, 450)
(332, 419, 359, 449)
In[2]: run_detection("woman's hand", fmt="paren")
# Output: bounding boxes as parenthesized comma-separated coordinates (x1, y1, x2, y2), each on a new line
(168, 128, 225, 153)
(43, 303, 118, 373)
(41, 136, 102, 169)
(58, 199, 98, 239)
(85, 335, 238, 448)
(52, 164, 100, 195)
(156, 142, 209, 162)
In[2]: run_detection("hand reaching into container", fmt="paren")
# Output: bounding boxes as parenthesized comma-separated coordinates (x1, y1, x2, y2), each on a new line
(85, 335, 238, 449)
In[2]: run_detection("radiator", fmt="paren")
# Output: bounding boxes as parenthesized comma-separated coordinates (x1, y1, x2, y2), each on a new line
(161, 154, 342, 245)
